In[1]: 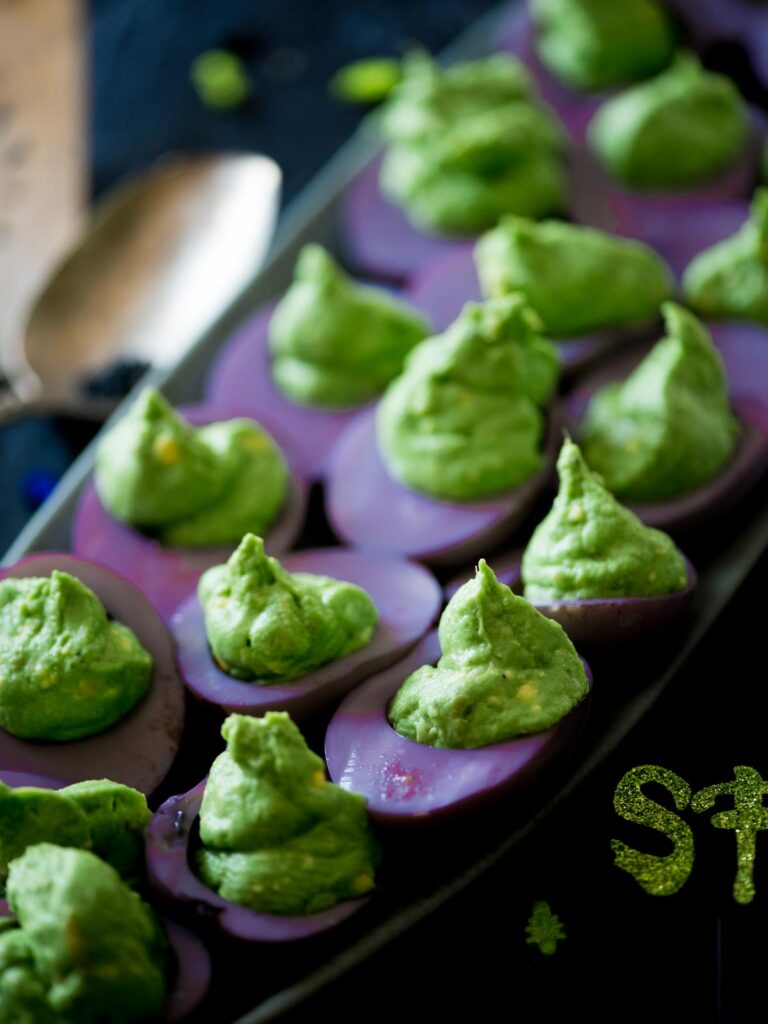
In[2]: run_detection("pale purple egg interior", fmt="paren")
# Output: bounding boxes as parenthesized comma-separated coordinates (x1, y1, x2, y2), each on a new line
(325, 406, 559, 566)
(0, 554, 184, 794)
(147, 781, 368, 943)
(171, 547, 441, 718)
(325, 632, 592, 823)
(340, 155, 468, 283)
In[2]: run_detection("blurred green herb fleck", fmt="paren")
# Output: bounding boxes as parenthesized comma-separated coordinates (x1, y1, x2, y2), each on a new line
(526, 901, 566, 955)
(191, 50, 251, 110)
(329, 57, 402, 105)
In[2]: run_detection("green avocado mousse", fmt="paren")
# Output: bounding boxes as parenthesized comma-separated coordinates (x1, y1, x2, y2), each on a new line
(582, 303, 739, 501)
(474, 216, 672, 338)
(389, 560, 588, 749)
(522, 438, 688, 602)
(198, 534, 378, 683)
(0, 571, 152, 741)
(379, 52, 566, 235)
(268, 245, 430, 407)
(376, 294, 559, 501)
(196, 712, 379, 915)
(95, 387, 288, 547)
(0, 779, 150, 890)
(530, 0, 675, 92)
(0, 843, 167, 1023)
(683, 190, 768, 326)
(588, 53, 749, 190)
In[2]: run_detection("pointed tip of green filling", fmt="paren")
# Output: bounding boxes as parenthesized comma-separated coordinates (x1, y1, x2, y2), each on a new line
(683, 188, 768, 327)
(389, 562, 588, 748)
(588, 51, 748, 190)
(197, 712, 378, 915)
(522, 438, 688, 601)
(376, 294, 558, 500)
(198, 535, 377, 683)
(268, 244, 430, 407)
(582, 302, 738, 501)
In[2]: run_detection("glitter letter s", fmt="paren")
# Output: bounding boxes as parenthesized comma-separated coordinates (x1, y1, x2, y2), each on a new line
(611, 765, 694, 896)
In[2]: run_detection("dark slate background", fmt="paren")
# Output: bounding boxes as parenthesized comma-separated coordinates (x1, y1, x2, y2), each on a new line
(3, 2, 768, 1021)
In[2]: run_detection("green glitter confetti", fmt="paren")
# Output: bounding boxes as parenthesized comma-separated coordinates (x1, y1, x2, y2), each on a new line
(612, 765, 694, 896)
(191, 50, 251, 110)
(692, 766, 768, 905)
(329, 58, 402, 104)
(525, 901, 566, 955)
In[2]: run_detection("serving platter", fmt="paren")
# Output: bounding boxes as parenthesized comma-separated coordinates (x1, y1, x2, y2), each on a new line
(4, 2, 768, 1021)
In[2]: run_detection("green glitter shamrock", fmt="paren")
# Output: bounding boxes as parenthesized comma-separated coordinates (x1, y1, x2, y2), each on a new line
(692, 766, 768, 905)
(525, 901, 566, 955)
(191, 49, 251, 110)
(329, 57, 402, 104)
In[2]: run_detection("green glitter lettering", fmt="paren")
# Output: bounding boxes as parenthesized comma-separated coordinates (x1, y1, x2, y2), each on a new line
(612, 765, 694, 896)
(525, 901, 566, 955)
(692, 766, 768, 905)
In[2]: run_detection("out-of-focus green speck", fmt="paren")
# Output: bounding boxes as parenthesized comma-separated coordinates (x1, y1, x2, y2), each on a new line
(191, 49, 251, 110)
(526, 900, 566, 955)
(329, 58, 402, 105)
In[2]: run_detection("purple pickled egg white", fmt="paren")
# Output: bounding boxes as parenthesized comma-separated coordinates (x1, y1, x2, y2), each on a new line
(405, 244, 642, 376)
(325, 406, 560, 567)
(325, 631, 592, 824)
(0, 770, 60, 790)
(665, 0, 763, 48)
(0, 554, 184, 795)
(569, 112, 763, 243)
(340, 155, 471, 283)
(564, 322, 768, 534)
(445, 552, 698, 650)
(73, 404, 308, 622)
(205, 303, 374, 481)
(171, 547, 441, 719)
(493, 2, 605, 143)
(750, 21, 768, 93)
(147, 781, 369, 942)
(162, 917, 212, 1022)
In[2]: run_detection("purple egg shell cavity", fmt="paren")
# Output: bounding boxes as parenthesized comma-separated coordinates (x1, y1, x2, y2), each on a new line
(73, 404, 308, 621)
(163, 918, 212, 1022)
(205, 303, 375, 481)
(147, 781, 367, 943)
(340, 155, 469, 283)
(325, 632, 592, 824)
(405, 244, 641, 375)
(0, 554, 184, 794)
(171, 548, 441, 719)
(564, 322, 768, 533)
(325, 406, 559, 567)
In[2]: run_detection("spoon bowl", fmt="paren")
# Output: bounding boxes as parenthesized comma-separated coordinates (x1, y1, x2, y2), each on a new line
(2, 153, 281, 420)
